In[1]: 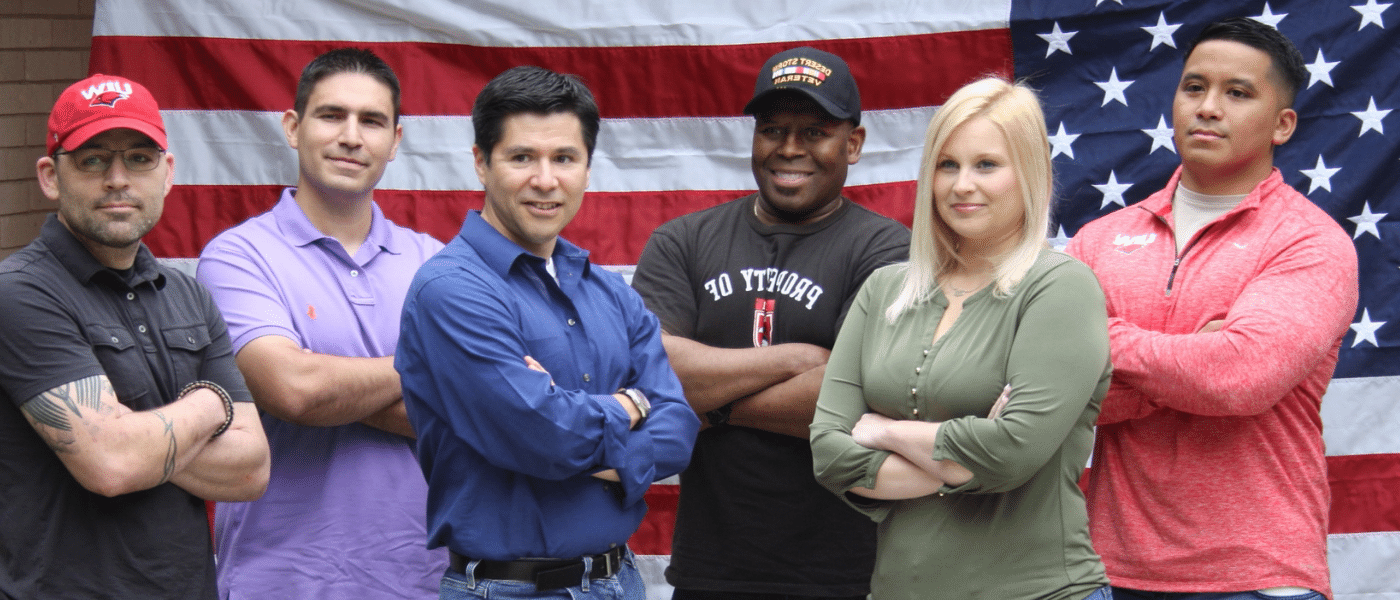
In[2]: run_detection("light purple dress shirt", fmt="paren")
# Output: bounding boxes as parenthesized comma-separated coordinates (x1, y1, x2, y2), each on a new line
(197, 189, 446, 600)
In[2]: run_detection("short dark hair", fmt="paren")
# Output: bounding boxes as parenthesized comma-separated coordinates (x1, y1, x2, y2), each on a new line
(294, 48, 402, 124)
(1185, 17, 1307, 107)
(472, 66, 600, 164)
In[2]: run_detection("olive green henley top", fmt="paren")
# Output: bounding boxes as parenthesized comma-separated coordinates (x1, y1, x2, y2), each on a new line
(811, 249, 1112, 600)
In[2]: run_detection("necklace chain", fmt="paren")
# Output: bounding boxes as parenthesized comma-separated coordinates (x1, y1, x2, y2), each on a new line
(752, 197, 844, 223)
(946, 273, 992, 298)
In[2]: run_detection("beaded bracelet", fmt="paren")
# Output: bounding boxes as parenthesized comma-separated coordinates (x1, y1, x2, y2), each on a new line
(181, 380, 235, 437)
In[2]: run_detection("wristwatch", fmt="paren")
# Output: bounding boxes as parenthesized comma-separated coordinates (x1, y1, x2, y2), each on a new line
(618, 388, 651, 428)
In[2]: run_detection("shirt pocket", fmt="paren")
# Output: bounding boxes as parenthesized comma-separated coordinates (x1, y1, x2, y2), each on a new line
(521, 331, 573, 380)
(86, 323, 154, 408)
(162, 324, 212, 385)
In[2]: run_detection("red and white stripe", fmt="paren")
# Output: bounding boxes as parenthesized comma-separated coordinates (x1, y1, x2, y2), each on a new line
(91, 0, 1011, 263)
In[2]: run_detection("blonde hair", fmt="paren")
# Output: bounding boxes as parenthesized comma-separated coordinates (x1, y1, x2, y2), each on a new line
(886, 77, 1053, 322)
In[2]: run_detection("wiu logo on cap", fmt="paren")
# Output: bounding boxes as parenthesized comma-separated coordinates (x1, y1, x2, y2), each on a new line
(81, 80, 134, 108)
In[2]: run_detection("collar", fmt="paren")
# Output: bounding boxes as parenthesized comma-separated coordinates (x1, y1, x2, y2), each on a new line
(40, 213, 165, 288)
(744, 193, 853, 235)
(275, 187, 400, 256)
(1136, 166, 1280, 227)
(457, 210, 591, 280)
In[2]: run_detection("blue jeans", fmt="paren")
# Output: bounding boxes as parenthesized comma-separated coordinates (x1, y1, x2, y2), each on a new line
(1083, 586, 1115, 600)
(440, 550, 644, 600)
(1112, 588, 1323, 600)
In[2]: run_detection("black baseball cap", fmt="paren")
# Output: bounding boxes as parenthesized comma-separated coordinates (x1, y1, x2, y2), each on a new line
(743, 46, 861, 125)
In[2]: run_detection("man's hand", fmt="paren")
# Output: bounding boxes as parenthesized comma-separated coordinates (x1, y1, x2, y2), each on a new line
(20, 375, 256, 498)
(234, 336, 404, 430)
(524, 355, 639, 428)
(524, 355, 637, 480)
(660, 335, 829, 412)
(524, 355, 554, 385)
(1198, 319, 1225, 333)
(782, 343, 832, 376)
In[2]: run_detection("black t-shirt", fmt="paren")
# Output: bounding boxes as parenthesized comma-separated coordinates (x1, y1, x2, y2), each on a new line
(0, 215, 250, 599)
(633, 195, 910, 595)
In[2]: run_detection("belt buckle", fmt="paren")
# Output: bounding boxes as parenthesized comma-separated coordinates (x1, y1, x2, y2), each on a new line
(599, 548, 620, 577)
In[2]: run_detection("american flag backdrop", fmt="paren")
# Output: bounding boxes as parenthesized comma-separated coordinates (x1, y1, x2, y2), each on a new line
(88, 0, 1397, 597)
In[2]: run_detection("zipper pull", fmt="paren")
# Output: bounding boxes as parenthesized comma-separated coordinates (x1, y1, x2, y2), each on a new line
(1165, 256, 1182, 297)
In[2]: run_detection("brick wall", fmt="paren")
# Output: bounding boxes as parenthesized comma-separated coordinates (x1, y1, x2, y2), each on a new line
(0, 1, 96, 260)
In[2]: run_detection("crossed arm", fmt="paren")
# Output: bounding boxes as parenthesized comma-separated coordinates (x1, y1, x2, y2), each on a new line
(523, 355, 642, 483)
(235, 335, 413, 437)
(197, 236, 417, 438)
(661, 334, 830, 439)
(1102, 272, 1352, 420)
(20, 374, 269, 500)
(813, 261, 1106, 506)
(842, 387, 1008, 500)
(1069, 217, 1359, 424)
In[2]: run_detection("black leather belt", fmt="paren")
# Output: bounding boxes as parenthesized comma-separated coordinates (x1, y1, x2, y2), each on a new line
(449, 546, 624, 591)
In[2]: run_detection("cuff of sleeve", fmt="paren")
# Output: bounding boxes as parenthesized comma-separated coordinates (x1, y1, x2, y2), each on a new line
(838, 451, 893, 523)
(930, 426, 981, 495)
(598, 394, 655, 506)
(615, 432, 656, 506)
(232, 327, 301, 358)
(935, 479, 977, 495)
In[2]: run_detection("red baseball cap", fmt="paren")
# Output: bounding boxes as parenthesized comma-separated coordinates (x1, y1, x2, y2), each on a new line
(47, 73, 167, 155)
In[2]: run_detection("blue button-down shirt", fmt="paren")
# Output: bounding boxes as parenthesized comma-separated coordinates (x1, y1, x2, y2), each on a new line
(397, 211, 698, 561)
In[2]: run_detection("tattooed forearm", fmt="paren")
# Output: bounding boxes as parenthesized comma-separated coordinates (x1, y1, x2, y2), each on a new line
(152, 409, 177, 483)
(21, 392, 72, 432)
(20, 375, 114, 453)
(71, 376, 106, 412)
